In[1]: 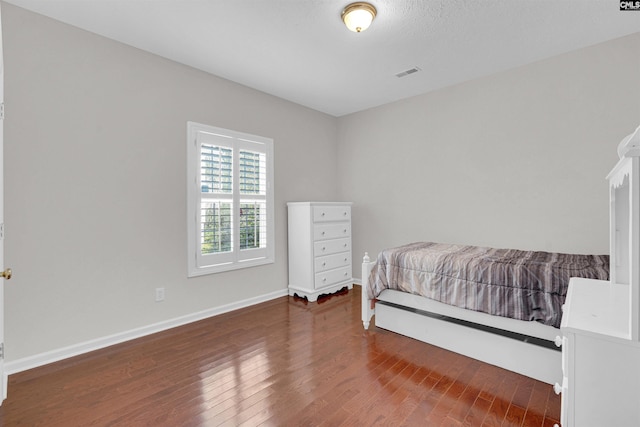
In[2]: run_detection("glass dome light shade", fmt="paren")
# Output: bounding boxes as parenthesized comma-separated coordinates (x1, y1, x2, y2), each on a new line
(342, 3, 377, 33)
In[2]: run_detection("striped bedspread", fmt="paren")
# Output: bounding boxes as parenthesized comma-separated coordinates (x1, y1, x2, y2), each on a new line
(367, 242, 610, 328)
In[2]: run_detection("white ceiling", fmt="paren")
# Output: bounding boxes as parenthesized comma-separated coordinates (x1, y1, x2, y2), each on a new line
(4, 0, 640, 116)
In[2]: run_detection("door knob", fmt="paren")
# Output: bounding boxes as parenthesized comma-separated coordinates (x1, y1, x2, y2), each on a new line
(1, 268, 12, 280)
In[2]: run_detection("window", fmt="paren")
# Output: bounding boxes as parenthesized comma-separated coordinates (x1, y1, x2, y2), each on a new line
(187, 122, 274, 276)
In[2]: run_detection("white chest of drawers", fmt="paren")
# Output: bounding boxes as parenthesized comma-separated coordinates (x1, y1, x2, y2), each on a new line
(557, 277, 640, 426)
(287, 202, 353, 301)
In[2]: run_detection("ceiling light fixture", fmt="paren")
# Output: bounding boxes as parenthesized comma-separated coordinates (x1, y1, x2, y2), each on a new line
(341, 2, 377, 33)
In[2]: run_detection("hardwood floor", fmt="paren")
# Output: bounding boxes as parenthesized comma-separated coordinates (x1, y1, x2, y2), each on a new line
(0, 286, 560, 426)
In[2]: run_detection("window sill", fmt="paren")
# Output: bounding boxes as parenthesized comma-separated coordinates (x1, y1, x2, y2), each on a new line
(187, 256, 274, 277)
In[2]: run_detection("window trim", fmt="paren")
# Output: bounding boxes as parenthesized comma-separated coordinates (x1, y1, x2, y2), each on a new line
(187, 122, 274, 277)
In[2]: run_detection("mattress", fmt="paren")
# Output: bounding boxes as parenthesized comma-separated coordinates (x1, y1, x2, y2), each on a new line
(367, 242, 610, 328)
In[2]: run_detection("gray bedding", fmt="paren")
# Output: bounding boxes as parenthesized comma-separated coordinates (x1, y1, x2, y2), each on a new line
(367, 242, 610, 328)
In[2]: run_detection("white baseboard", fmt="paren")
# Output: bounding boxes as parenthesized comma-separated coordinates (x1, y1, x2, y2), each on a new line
(5, 288, 288, 376)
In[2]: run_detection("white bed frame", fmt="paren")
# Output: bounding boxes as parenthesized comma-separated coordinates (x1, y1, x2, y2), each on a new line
(361, 252, 563, 385)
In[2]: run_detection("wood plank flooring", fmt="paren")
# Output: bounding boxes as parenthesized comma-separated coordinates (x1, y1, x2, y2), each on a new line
(0, 286, 560, 426)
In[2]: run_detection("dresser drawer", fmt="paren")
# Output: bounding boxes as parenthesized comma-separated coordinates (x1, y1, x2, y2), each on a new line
(315, 252, 351, 273)
(313, 205, 351, 223)
(314, 223, 351, 241)
(314, 265, 352, 289)
(314, 238, 351, 256)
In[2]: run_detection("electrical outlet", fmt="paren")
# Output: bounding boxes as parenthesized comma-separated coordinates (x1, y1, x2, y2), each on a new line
(155, 287, 165, 302)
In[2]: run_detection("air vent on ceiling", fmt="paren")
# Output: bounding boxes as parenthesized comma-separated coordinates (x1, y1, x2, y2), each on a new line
(395, 67, 421, 78)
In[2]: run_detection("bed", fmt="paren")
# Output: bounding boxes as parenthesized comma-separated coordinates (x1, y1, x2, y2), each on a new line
(361, 242, 609, 384)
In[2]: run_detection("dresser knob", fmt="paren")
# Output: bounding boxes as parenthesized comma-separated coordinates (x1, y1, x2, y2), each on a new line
(343, 212, 347, 216)
(322, 231, 325, 236)
(322, 247, 326, 251)
(553, 383, 562, 395)
(344, 244, 347, 247)
(344, 258, 348, 262)
(344, 272, 348, 276)
(554, 336, 562, 347)
(322, 262, 326, 266)
(343, 229, 347, 233)
(321, 212, 325, 216)
(322, 278, 327, 282)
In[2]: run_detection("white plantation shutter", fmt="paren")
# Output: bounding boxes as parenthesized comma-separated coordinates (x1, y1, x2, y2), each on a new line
(187, 123, 274, 276)
(238, 148, 268, 260)
(199, 136, 234, 267)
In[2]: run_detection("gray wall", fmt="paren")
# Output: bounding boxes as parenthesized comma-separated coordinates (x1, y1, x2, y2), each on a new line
(2, 3, 340, 362)
(338, 32, 640, 269)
